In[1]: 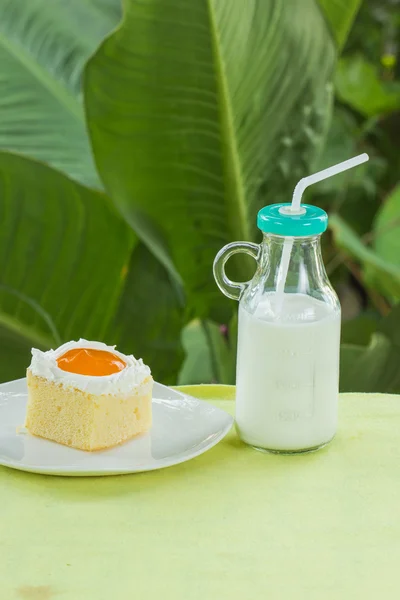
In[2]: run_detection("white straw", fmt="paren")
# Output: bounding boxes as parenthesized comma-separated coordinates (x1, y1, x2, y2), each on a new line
(291, 153, 369, 213)
(275, 239, 293, 312)
(275, 153, 369, 317)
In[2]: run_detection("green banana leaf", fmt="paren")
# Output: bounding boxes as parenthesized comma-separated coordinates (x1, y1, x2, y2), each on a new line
(0, 1, 186, 383)
(108, 243, 185, 385)
(0, 0, 122, 188)
(340, 305, 400, 394)
(0, 150, 185, 384)
(178, 319, 235, 385)
(335, 55, 400, 117)
(85, 0, 361, 321)
(0, 151, 133, 381)
(317, 0, 361, 48)
(372, 184, 400, 269)
(329, 211, 400, 303)
(340, 334, 392, 393)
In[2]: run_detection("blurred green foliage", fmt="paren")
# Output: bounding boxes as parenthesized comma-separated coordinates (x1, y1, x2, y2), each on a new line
(179, 0, 400, 389)
(0, 0, 399, 392)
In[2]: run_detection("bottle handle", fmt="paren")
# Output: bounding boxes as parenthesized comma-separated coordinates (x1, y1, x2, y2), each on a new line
(213, 242, 260, 301)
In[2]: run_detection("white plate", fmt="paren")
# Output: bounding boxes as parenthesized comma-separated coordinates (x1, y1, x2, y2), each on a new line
(0, 378, 233, 476)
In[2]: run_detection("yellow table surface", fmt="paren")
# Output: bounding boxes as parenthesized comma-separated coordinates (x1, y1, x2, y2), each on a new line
(2, 386, 400, 600)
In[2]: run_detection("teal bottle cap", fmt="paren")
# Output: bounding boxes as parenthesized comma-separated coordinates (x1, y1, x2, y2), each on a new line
(257, 203, 328, 236)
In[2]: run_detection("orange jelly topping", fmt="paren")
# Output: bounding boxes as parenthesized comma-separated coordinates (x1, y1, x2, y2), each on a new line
(57, 348, 126, 377)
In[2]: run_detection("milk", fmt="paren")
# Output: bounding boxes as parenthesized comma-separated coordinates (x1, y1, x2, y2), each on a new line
(236, 293, 340, 452)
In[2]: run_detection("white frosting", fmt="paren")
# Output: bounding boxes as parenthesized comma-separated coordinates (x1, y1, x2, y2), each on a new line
(28, 339, 151, 395)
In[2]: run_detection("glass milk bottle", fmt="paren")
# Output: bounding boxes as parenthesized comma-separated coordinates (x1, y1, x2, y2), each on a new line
(213, 155, 369, 453)
(213, 204, 341, 453)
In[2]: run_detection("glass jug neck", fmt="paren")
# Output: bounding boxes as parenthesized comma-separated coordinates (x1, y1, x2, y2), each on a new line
(260, 233, 323, 264)
(261, 233, 322, 248)
(242, 232, 340, 313)
(257, 232, 328, 295)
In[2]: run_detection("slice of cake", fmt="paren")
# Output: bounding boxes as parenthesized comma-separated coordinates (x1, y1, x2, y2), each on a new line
(25, 339, 153, 451)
